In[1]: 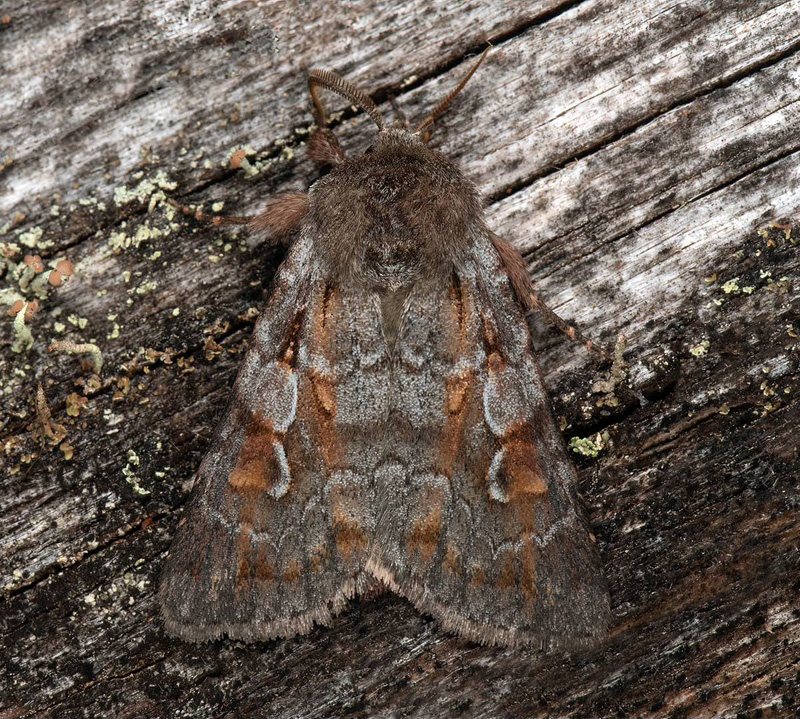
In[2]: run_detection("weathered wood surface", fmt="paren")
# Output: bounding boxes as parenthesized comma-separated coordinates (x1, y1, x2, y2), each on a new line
(1, 1, 799, 717)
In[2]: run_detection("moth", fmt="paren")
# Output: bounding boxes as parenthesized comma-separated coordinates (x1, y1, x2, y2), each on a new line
(159, 51, 611, 648)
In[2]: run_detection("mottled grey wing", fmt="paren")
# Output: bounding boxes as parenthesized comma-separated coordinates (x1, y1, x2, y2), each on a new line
(159, 233, 389, 642)
(368, 230, 610, 648)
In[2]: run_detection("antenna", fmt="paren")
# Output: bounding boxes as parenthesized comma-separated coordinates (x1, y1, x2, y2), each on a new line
(416, 47, 490, 139)
(307, 69, 384, 131)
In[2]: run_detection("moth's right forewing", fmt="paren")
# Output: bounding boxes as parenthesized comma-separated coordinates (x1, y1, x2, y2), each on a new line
(369, 230, 610, 648)
(159, 233, 388, 642)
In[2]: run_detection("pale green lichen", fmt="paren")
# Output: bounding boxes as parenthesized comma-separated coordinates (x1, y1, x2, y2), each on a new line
(569, 432, 610, 458)
(11, 303, 33, 352)
(109, 221, 170, 253)
(67, 313, 88, 329)
(114, 171, 177, 207)
(135, 280, 158, 295)
(108, 230, 129, 251)
(0, 287, 24, 309)
(721, 277, 740, 294)
(29, 270, 60, 299)
(279, 146, 294, 163)
(690, 340, 710, 357)
(136, 223, 164, 244)
(18, 226, 45, 249)
(122, 449, 150, 496)
(212, 201, 224, 213)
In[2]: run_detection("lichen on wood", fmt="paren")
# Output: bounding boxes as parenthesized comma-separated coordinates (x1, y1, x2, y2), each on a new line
(1, 2, 799, 718)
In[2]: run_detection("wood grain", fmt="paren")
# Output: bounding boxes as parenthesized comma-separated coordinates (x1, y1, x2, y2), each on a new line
(1, 1, 799, 718)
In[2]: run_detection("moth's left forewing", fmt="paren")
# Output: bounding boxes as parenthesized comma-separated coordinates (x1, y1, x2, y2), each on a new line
(159, 234, 388, 642)
(369, 229, 610, 648)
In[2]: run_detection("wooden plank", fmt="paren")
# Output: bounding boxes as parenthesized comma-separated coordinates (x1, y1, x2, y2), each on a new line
(0, 0, 562, 218)
(1, 1, 799, 717)
(363, 0, 800, 196)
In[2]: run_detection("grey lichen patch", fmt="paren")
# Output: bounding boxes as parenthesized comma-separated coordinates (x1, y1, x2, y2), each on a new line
(592, 334, 627, 408)
(49, 339, 104, 374)
(78, 561, 152, 616)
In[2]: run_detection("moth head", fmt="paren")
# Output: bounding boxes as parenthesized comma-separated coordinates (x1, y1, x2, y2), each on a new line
(305, 56, 488, 291)
(307, 47, 489, 152)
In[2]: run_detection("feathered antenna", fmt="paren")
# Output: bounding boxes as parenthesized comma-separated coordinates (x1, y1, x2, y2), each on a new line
(307, 69, 384, 131)
(416, 47, 490, 141)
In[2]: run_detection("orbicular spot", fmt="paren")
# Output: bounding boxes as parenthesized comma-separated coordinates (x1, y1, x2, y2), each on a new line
(236, 361, 298, 434)
(264, 362, 298, 433)
(483, 365, 529, 438)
